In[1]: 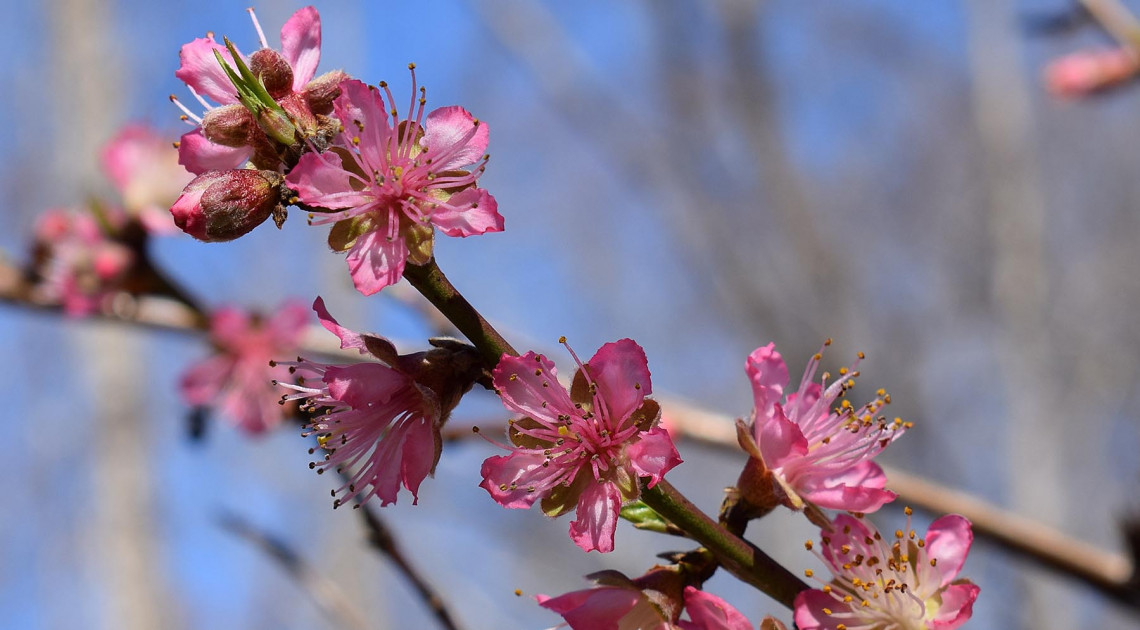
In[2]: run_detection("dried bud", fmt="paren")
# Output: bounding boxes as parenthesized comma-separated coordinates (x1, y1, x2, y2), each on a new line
(303, 70, 348, 114)
(171, 169, 285, 242)
(201, 104, 255, 147)
(249, 48, 294, 99)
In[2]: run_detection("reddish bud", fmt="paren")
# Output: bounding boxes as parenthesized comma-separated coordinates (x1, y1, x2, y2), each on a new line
(171, 169, 285, 242)
(304, 70, 348, 115)
(201, 104, 255, 147)
(249, 49, 295, 99)
(278, 92, 318, 138)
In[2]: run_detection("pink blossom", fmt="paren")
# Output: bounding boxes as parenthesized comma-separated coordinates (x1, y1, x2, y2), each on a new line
(32, 207, 133, 316)
(100, 124, 193, 233)
(1044, 47, 1140, 98)
(278, 297, 442, 507)
(180, 300, 308, 434)
(538, 580, 751, 630)
(795, 511, 979, 630)
(480, 339, 681, 553)
(170, 169, 284, 242)
(740, 341, 907, 514)
(171, 6, 333, 173)
(286, 74, 503, 296)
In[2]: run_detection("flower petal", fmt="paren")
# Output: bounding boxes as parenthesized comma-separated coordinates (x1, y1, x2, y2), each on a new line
(430, 188, 503, 237)
(179, 355, 233, 405)
(747, 343, 788, 422)
(492, 352, 577, 424)
(177, 129, 250, 175)
(279, 6, 321, 89)
(568, 481, 622, 553)
(926, 514, 974, 587)
(398, 414, 436, 504)
(479, 452, 550, 509)
(286, 150, 372, 209)
(930, 582, 980, 630)
(312, 296, 369, 353)
(345, 229, 408, 296)
(624, 426, 681, 487)
(176, 36, 241, 105)
(793, 460, 896, 513)
(537, 587, 646, 630)
(267, 299, 310, 347)
(680, 586, 753, 630)
(209, 306, 251, 347)
(793, 589, 848, 630)
(586, 339, 651, 426)
(423, 106, 489, 170)
(323, 363, 409, 409)
(757, 405, 808, 468)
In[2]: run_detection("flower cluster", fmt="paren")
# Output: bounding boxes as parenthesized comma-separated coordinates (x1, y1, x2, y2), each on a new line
(31, 207, 134, 316)
(179, 300, 308, 434)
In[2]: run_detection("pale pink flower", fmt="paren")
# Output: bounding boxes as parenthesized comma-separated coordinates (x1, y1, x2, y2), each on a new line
(740, 342, 907, 514)
(795, 511, 979, 630)
(278, 297, 442, 507)
(538, 578, 751, 630)
(180, 300, 308, 434)
(1044, 47, 1140, 98)
(286, 75, 503, 296)
(32, 207, 134, 316)
(172, 6, 336, 173)
(100, 124, 193, 233)
(480, 339, 680, 553)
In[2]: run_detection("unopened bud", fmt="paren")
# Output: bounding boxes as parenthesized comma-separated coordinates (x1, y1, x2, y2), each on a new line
(304, 70, 349, 115)
(279, 92, 318, 138)
(170, 169, 285, 242)
(256, 105, 298, 146)
(249, 49, 295, 99)
(202, 104, 255, 147)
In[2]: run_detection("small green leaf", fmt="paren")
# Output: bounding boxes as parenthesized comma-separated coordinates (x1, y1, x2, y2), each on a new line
(327, 215, 374, 252)
(619, 500, 672, 533)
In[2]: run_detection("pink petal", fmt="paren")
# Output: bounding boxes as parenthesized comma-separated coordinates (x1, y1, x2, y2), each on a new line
(286, 151, 372, 209)
(210, 306, 252, 347)
(323, 363, 409, 409)
(478, 452, 549, 509)
(538, 587, 645, 630)
(793, 589, 847, 630)
(175, 36, 241, 105)
(794, 460, 895, 513)
(926, 515, 974, 587)
(757, 405, 808, 468)
(680, 586, 753, 630)
(345, 229, 408, 296)
(586, 339, 651, 425)
(100, 124, 151, 193)
(179, 355, 234, 406)
(747, 343, 788, 422)
(177, 129, 250, 175)
(312, 296, 368, 353)
(930, 583, 980, 630)
(398, 414, 436, 504)
(430, 188, 503, 237)
(569, 481, 622, 553)
(423, 106, 489, 170)
(333, 80, 390, 168)
(625, 426, 681, 487)
(267, 299, 310, 347)
(279, 6, 321, 89)
(491, 352, 577, 423)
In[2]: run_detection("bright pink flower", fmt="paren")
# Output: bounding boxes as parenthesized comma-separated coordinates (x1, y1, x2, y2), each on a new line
(286, 74, 503, 296)
(278, 297, 442, 507)
(172, 6, 331, 173)
(795, 512, 979, 630)
(741, 342, 907, 514)
(180, 300, 308, 434)
(1044, 47, 1140, 98)
(480, 339, 680, 553)
(32, 208, 134, 316)
(100, 124, 193, 233)
(538, 580, 751, 630)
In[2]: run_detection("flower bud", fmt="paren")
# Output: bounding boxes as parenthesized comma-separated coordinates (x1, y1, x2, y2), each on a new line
(303, 70, 348, 115)
(249, 48, 294, 99)
(201, 104, 255, 147)
(256, 106, 299, 146)
(171, 169, 284, 242)
(279, 92, 318, 138)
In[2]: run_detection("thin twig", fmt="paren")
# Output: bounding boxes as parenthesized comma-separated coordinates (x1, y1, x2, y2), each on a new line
(1081, 0, 1140, 51)
(218, 512, 371, 630)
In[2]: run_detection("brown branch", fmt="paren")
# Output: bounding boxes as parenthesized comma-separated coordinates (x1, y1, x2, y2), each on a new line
(1081, 0, 1140, 51)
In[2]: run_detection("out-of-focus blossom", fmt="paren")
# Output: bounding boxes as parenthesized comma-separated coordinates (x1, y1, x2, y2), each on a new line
(180, 300, 308, 434)
(278, 298, 482, 507)
(480, 339, 680, 553)
(287, 74, 502, 295)
(100, 124, 193, 233)
(795, 511, 979, 630)
(737, 341, 907, 515)
(32, 207, 133, 316)
(171, 6, 343, 173)
(538, 573, 752, 630)
(1044, 47, 1140, 98)
(170, 169, 285, 241)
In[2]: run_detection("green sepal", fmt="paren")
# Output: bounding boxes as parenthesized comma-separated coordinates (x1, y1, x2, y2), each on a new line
(327, 215, 375, 252)
(213, 40, 296, 144)
(619, 500, 672, 533)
